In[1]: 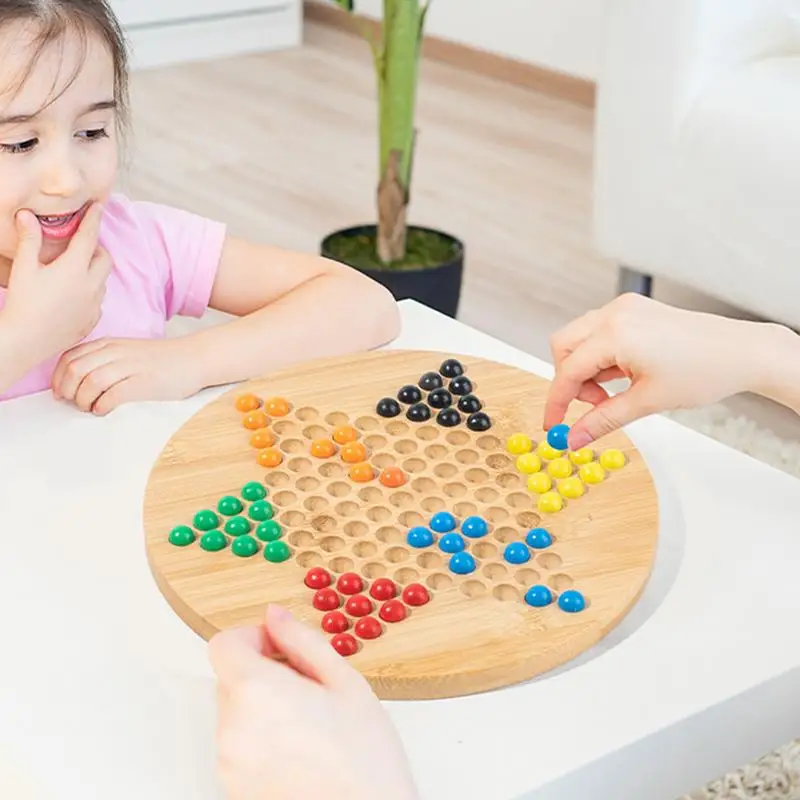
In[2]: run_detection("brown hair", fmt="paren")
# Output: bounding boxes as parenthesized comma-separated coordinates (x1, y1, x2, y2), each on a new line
(0, 0, 130, 129)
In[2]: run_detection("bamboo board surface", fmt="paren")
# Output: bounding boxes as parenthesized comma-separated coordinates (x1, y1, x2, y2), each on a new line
(143, 350, 659, 700)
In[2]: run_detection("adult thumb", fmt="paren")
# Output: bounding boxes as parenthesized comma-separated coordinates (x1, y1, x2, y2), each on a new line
(208, 623, 272, 686)
(13, 210, 42, 268)
(568, 385, 650, 449)
(264, 604, 365, 691)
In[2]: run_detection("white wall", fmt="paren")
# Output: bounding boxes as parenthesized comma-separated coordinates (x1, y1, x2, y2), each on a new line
(352, 0, 606, 81)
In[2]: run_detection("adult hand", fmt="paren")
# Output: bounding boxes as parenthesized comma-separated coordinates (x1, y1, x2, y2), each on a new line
(209, 605, 419, 800)
(51, 337, 199, 415)
(3, 204, 110, 367)
(544, 293, 759, 448)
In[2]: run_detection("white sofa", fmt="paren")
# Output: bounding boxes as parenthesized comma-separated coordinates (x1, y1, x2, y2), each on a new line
(592, 0, 800, 329)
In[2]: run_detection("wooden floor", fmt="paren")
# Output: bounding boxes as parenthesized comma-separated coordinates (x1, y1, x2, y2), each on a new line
(120, 20, 800, 441)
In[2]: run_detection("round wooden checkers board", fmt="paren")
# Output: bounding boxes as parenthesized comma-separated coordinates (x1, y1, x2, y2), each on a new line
(143, 349, 659, 700)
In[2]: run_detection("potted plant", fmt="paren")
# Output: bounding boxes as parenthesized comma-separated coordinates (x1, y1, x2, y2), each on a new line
(319, 0, 464, 318)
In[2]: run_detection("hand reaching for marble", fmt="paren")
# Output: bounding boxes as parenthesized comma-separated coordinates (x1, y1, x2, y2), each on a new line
(50, 337, 200, 415)
(208, 604, 419, 800)
(543, 293, 796, 448)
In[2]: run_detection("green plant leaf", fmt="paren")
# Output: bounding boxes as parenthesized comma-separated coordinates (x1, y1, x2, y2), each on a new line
(330, 0, 354, 11)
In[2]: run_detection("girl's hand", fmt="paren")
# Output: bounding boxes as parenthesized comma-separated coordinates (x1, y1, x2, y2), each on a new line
(51, 337, 200, 415)
(544, 293, 763, 448)
(3, 205, 111, 367)
(209, 605, 419, 800)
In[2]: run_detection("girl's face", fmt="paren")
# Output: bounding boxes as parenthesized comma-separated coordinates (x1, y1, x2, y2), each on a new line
(0, 20, 119, 279)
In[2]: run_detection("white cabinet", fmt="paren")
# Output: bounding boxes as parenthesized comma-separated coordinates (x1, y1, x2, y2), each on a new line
(108, 0, 301, 70)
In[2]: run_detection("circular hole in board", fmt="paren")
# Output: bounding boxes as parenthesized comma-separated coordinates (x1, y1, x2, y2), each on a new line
(273, 491, 297, 506)
(282, 510, 306, 527)
(421, 496, 446, 513)
(272, 421, 297, 436)
(295, 476, 320, 493)
(417, 552, 443, 570)
(362, 562, 388, 580)
(264, 472, 291, 488)
(425, 444, 447, 459)
(311, 515, 337, 533)
(288, 457, 313, 474)
(295, 407, 319, 422)
(403, 458, 427, 474)
(355, 416, 380, 431)
(394, 439, 418, 455)
(329, 556, 355, 573)
(444, 482, 467, 498)
(319, 462, 345, 479)
(304, 495, 329, 512)
(516, 511, 542, 529)
(364, 434, 388, 450)
(455, 449, 480, 464)
(487, 453, 514, 471)
(372, 453, 396, 469)
(515, 567, 541, 586)
(453, 501, 477, 518)
(475, 486, 500, 503)
(485, 506, 510, 523)
(537, 552, 563, 571)
(393, 566, 419, 584)
(507, 492, 531, 509)
(353, 541, 378, 559)
(385, 546, 410, 564)
(416, 426, 439, 441)
(477, 435, 502, 451)
(376, 526, 404, 545)
(288, 530, 314, 547)
(358, 487, 382, 503)
(334, 501, 359, 517)
(482, 563, 508, 581)
(496, 472, 520, 489)
(398, 510, 425, 528)
(367, 506, 392, 523)
(493, 526, 518, 544)
(319, 536, 345, 553)
(493, 584, 521, 602)
(296, 551, 324, 568)
(434, 463, 458, 480)
(411, 477, 436, 494)
(325, 411, 349, 427)
(446, 431, 470, 447)
(344, 520, 368, 538)
(461, 580, 488, 599)
(426, 572, 453, 591)
(387, 421, 409, 437)
(280, 438, 305, 454)
(389, 491, 414, 508)
(548, 573, 574, 592)
(473, 542, 498, 559)
(303, 424, 328, 440)
(326, 481, 351, 498)
(465, 468, 490, 484)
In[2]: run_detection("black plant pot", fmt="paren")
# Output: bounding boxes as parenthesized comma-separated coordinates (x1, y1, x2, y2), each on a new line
(320, 224, 464, 318)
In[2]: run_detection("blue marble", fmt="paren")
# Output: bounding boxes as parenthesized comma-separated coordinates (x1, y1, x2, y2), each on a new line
(407, 526, 434, 549)
(438, 532, 465, 554)
(430, 511, 457, 533)
(546, 423, 570, 451)
(526, 527, 553, 549)
(461, 515, 488, 538)
(524, 585, 553, 607)
(558, 589, 586, 613)
(503, 542, 530, 564)
(449, 551, 476, 575)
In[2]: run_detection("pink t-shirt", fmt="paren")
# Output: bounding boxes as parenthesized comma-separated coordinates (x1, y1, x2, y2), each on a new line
(0, 193, 227, 401)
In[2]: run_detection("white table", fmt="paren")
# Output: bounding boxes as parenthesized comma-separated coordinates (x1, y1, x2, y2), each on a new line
(1, 299, 799, 800)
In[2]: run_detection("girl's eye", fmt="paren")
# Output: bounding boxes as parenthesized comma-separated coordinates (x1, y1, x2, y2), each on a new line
(78, 128, 108, 141)
(0, 138, 37, 154)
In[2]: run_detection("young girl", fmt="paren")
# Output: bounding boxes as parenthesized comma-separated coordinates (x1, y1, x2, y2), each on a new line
(0, 0, 400, 412)
(209, 293, 800, 800)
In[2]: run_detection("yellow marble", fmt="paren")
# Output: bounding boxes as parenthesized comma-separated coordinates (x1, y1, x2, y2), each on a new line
(579, 461, 606, 484)
(527, 472, 552, 494)
(537, 491, 564, 513)
(547, 457, 573, 479)
(506, 433, 533, 455)
(558, 476, 585, 499)
(536, 441, 562, 460)
(569, 447, 594, 465)
(599, 448, 626, 470)
(516, 452, 542, 474)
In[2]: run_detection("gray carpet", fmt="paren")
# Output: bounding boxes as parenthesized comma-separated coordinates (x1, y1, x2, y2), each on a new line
(665, 404, 800, 799)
